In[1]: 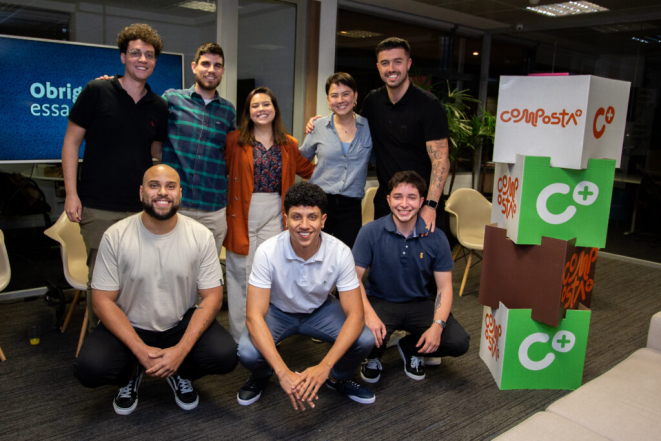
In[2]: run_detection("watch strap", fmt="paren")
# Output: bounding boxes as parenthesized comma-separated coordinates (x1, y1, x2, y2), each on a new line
(433, 319, 446, 329)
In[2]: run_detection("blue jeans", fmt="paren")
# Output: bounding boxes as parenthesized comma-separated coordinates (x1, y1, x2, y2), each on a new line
(238, 296, 374, 381)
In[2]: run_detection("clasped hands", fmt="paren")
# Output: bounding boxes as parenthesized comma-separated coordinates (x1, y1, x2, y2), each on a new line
(136, 344, 187, 379)
(278, 364, 330, 411)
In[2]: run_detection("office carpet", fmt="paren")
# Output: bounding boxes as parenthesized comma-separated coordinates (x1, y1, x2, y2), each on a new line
(1, 254, 660, 440)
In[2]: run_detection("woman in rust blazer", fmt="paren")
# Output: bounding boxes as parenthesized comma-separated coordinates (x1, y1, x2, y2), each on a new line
(224, 86, 314, 342)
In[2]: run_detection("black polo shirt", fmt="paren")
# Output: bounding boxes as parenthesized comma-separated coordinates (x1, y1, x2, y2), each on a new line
(69, 77, 168, 212)
(362, 84, 448, 205)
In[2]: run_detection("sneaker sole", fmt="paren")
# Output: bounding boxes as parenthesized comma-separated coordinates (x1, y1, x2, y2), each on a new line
(359, 371, 381, 384)
(324, 383, 375, 404)
(113, 399, 138, 416)
(174, 395, 199, 411)
(237, 391, 262, 406)
(397, 343, 426, 381)
(347, 394, 376, 405)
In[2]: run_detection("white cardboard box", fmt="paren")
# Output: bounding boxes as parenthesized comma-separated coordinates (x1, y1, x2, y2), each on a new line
(494, 75, 630, 169)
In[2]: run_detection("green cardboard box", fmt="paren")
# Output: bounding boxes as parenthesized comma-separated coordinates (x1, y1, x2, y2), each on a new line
(491, 155, 616, 248)
(480, 302, 591, 390)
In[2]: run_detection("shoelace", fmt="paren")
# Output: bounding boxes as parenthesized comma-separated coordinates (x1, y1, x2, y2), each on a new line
(339, 379, 361, 391)
(246, 377, 265, 390)
(410, 356, 424, 371)
(117, 379, 135, 399)
(175, 376, 194, 394)
(366, 358, 381, 370)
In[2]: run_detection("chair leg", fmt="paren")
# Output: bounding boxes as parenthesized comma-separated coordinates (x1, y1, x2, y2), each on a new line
(0, 345, 6, 362)
(61, 290, 82, 333)
(75, 310, 88, 358)
(452, 244, 463, 262)
(459, 250, 473, 297)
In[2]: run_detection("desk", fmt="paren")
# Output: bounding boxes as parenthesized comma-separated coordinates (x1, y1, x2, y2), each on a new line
(20, 164, 64, 182)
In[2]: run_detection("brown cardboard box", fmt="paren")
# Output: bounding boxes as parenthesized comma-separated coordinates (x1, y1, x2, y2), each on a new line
(479, 224, 597, 327)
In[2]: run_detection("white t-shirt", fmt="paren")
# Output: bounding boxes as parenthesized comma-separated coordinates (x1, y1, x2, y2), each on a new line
(92, 213, 223, 332)
(249, 231, 360, 314)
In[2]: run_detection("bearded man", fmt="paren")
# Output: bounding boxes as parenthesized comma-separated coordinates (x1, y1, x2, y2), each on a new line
(74, 165, 237, 415)
(153, 42, 236, 254)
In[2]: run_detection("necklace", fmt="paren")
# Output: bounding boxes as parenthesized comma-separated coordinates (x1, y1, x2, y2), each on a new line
(335, 114, 355, 134)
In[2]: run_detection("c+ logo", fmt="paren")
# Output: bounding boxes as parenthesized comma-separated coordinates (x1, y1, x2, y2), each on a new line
(536, 181, 599, 225)
(518, 330, 576, 371)
(593, 106, 615, 139)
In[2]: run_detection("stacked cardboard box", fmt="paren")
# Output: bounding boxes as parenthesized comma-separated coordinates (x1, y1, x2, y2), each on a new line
(478, 75, 630, 390)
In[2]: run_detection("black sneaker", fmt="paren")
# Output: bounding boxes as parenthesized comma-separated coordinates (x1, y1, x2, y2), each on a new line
(113, 365, 143, 415)
(360, 358, 382, 383)
(397, 340, 425, 380)
(237, 374, 271, 406)
(166, 374, 199, 410)
(325, 378, 375, 404)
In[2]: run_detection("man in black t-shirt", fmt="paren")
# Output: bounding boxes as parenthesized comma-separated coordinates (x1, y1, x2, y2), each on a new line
(361, 37, 450, 233)
(61, 23, 168, 332)
(306, 37, 450, 233)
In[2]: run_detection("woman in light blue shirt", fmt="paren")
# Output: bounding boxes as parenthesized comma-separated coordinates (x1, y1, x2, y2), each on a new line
(300, 73, 373, 248)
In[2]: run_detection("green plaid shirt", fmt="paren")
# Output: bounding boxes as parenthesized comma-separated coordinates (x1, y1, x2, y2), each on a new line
(161, 86, 236, 211)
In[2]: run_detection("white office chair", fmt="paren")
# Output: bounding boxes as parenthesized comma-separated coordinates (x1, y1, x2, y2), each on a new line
(445, 188, 492, 297)
(44, 212, 89, 357)
(0, 230, 10, 361)
(361, 186, 378, 225)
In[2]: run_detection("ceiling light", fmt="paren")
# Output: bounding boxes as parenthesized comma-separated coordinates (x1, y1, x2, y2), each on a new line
(337, 30, 384, 39)
(526, 1, 608, 17)
(178, 1, 216, 13)
(473, 52, 479, 56)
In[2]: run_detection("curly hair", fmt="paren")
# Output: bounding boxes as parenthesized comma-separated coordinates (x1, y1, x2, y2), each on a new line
(117, 23, 163, 57)
(238, 87, 289, 147)
(284, 182, 327, 216)
(375, 37, 410, 58)
(387, 171, 427, 197)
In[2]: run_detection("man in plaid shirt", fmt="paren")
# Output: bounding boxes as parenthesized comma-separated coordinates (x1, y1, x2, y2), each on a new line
(153, 42, 236, 253)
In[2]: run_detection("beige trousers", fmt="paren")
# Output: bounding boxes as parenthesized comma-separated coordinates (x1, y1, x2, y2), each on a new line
(226, 193, 283, 343)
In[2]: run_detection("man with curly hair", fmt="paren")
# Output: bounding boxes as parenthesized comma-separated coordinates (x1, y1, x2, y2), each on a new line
(61, 23, 169, 333)
(237, 182, 375, 409)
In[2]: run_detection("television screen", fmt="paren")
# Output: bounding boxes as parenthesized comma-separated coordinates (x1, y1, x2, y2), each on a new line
(0, 35, 184, 163)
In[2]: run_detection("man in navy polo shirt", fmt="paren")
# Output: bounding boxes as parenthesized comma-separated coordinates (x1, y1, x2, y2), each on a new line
(353, 171, 469, 383)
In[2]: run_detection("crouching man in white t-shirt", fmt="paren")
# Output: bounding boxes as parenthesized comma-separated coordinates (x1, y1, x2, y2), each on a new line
(74, 164, 237, 415)
(237, 182, 375, 410)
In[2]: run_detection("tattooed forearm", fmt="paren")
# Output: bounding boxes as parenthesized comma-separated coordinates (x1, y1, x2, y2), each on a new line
(197, 305, 220, 338)
(434, 292, 442, 313)
(426, 139, 450, 200)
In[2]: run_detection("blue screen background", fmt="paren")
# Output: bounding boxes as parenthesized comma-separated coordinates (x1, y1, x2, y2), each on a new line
(0, 35, 183, 162)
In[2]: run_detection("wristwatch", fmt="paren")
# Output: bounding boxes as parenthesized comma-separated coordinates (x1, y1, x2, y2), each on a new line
(426, 199, 439, 210)
(433, 319, 446, 329)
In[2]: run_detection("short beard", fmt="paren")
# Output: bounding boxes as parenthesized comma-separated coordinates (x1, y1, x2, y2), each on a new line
(196, 76, 221, 92)
(143, 199, 179, 221)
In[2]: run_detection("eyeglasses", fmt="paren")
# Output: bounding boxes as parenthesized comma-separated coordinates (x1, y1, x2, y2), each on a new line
(127, 49, 156, 61)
